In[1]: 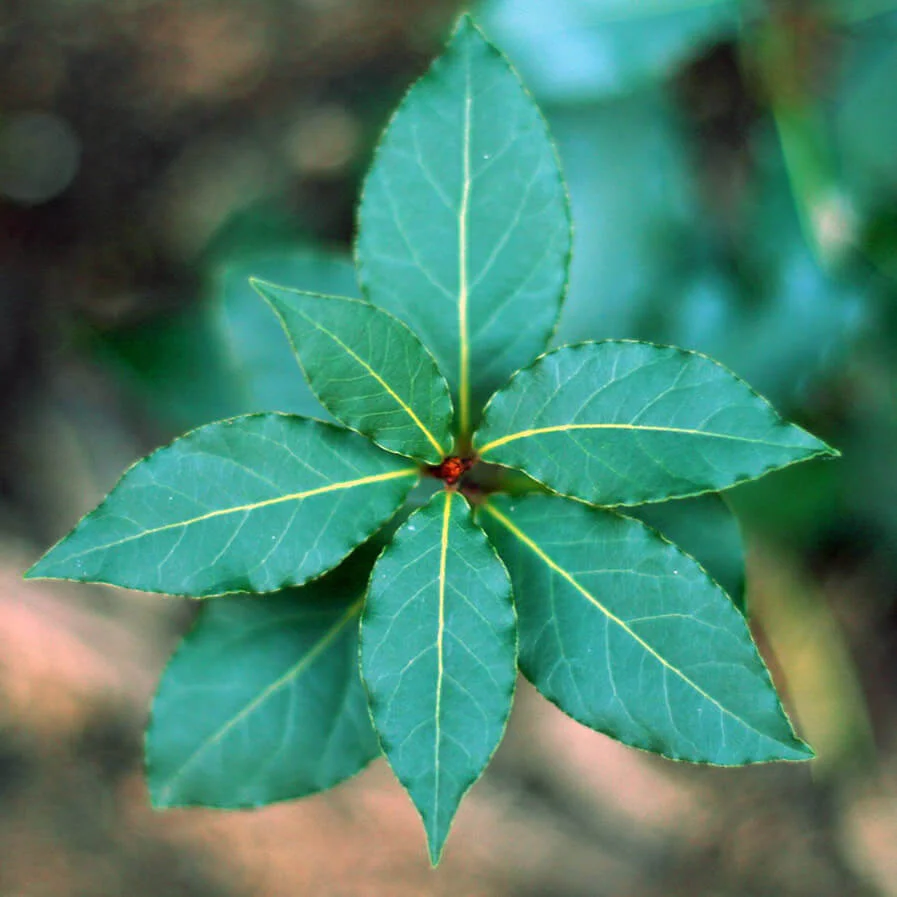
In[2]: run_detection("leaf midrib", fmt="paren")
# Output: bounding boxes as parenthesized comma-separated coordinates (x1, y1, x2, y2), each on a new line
(457, 48, 473, 437)
(432, 491, 452, 847)
(33, 468, 418, 569)
(477, 422, 813, 455)
(293, 304, 447, 459)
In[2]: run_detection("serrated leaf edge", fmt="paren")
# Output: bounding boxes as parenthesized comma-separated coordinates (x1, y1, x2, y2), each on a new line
(359, 489, 518, 865)
(473, 339, 839, 507)
(480, 495, 813, 765)
(24, 413, 420, 598)
(353, 13, 573, 440)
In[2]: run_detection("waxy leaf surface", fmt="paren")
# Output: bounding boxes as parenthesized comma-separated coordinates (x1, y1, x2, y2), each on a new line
(27, 415, 417, 596)
(475, 341, 835, 506)
(253, 283, 454, 463)
(480, 494, 811, 764)
(148, 552, 380, 808)
(356, 16, 571, 436)
(361, 490, 516, 863)
(632, 493, 745, 614)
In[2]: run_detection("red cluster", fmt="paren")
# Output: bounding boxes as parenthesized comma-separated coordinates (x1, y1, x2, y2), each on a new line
(429, 456, 475, 486)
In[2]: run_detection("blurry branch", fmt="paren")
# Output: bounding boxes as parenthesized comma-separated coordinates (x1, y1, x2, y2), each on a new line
(751, 10, 858, 267)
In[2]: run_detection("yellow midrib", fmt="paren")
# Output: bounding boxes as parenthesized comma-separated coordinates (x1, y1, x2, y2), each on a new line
(55, 468, 418, 562)
(478, 422, 801, 455)
(156, 597, 363, 804)
(482, 501, 760, 734)
(457, 69, 473, 437)
(432, 491, 452, 840)
(296, 307, 446, 458)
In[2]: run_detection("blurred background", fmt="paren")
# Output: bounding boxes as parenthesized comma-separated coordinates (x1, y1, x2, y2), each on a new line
(2, 0, 897, 893)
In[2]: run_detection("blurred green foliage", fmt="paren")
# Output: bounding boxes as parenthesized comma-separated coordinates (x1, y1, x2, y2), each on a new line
(93, 249, 354, 428)
(90, 0, 897, 571)
(480, 0, 747, 102)
(477, 0, 897, 563)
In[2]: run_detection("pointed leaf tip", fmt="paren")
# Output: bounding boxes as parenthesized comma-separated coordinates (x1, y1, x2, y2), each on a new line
(453, 11, 475, 30)
(362, 491, 516, 862)
(481, 493, 812, 765)
(30, 415, 417, 596)
(475, 341, 838, 507)
(355, 10, 571, 434)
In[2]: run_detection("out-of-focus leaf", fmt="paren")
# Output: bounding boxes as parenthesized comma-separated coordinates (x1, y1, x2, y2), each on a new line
(824, 0, 897, 27)
(772, 102, 847, 263)
(548, 90, 697, 344)
(832, 337, 897, 559)
(148, 549, 380, 808)
(727, 458, 842, 550)
(832, 21, 897, 215)
(91, 305, 245, 428)
(92, 248, 359, 429)
(213, 251, 360, 418)
(480, 0, 744, 103)
(543, 69, 871, 406)
(861, 209, 897, 283)
(626, 134, 871, 407)
(829, 18, 897, 282)
(356, 16, 571, 436)
(726, 151, 870, 401)
(27, 415, 418, 596)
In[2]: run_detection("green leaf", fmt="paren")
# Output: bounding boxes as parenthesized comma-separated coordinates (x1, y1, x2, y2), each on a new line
(475, 341, 836, 506)
(252, 283, 454, 464)
(480, 493, 811, 764)
(356, 15, 571, 437)
(631, 493, 746, 614)
(147, 549, 380, 808)
(361, 490, 516, 864)
(27, 415, 418, 596)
